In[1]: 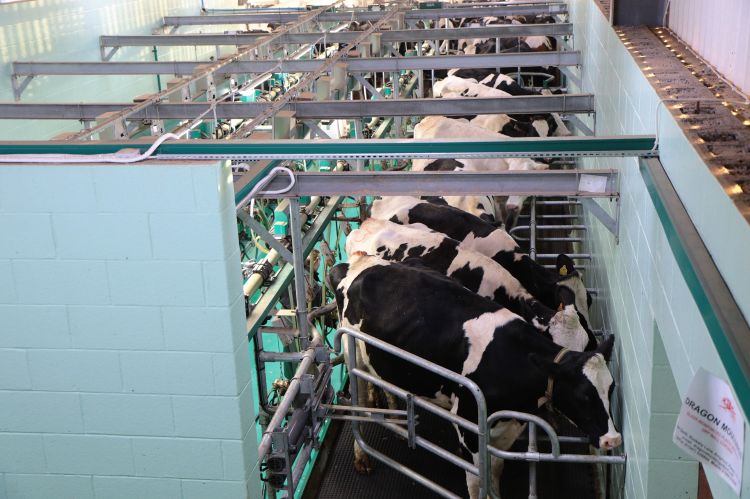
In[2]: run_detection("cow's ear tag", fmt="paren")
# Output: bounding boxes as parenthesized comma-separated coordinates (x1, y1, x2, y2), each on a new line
(557, 303, 564, 312)
(559, 265, 568, 276)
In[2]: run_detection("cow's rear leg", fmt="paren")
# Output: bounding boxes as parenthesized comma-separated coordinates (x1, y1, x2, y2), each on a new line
(352, 348, 373, 475)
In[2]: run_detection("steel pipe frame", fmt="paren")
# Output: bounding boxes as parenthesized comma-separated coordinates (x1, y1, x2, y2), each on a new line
(0, 94, 595, 121)
(334, 327, 490, 499)
(11, 51, 581, 79)
(99, 23, 573, 51)
(35, 1, 346, 138)
(163, 3, 567, 26)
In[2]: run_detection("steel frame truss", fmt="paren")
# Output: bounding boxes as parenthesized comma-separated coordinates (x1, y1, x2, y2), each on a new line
(0, 94, 595, 121)
(162, 3, 567, 27)
(98, 23, 573, 59)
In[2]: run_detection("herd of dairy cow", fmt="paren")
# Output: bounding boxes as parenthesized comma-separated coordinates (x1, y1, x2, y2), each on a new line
(326, 5, 622, 498)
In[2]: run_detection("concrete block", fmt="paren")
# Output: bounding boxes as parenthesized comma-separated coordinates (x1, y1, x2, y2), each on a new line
(0, 434, 46, 473)
(0, 214, 56, 259)
(4, 474, 94, 499)
(0, 349, 31, 390)
(92, 166, 196, 213)
(192, 163, 234, 213)
(0, 261, 15, 304)
(0, 166, 97, 213)
(92, 476, 181, 499)
(120, 351, 214, 395)
(651, 365, 682, 414)
(52, 213, 151, 260)
(44, 434, 134, 476)
(12, 260, 110, 305)
(149, 212, 229, 261)
(0, 391, 83, 433)
(82, 393, 174, 437)
(181, 479, 247, 499)
(28, 349, 122, 392)
(132, 437, 223, 480)
(221, 440, 249, 481)
(646, 459, 698, 499)
(69, 305, 164, 350)
(0, 305, 71, 348)
(212, 345, 251, 396)
(649, 413, 686, 461)
(172, 394, 243, 439)
(106, 260, 204, 307)
(202, 250, 243, 307)
(161, 306, 235, 353)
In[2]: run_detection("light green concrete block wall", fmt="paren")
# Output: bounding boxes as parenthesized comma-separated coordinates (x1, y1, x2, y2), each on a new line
(0, 0, 242, 140)
(0, 161, 261, 499)
(568, 1, 750, 498)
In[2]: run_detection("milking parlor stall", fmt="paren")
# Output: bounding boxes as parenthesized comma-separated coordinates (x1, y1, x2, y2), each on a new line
(1, 0, 749, 498)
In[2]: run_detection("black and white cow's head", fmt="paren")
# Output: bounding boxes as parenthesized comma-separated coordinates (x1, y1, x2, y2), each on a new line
(554, 254, 594, 337)
(531, 336, 621, 449)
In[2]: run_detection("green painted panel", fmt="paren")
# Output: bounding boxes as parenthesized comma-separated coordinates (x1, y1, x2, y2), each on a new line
(0, 136, 657, 157)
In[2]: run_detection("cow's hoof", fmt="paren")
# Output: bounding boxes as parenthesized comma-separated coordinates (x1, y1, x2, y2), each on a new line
(354, 454, 373, 475)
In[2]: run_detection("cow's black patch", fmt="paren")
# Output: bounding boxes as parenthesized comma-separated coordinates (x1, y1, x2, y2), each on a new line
(450, 263, 484, 293)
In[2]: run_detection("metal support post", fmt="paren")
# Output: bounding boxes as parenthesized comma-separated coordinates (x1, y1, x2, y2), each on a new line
(288, 198, 310, 345)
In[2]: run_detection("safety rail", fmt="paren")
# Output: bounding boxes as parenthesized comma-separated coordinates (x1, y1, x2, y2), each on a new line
(332, 326, 626, 499)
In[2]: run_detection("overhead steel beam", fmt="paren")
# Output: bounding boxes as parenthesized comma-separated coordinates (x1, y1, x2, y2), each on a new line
(99, 23, 573, 49)
(163, 4, 567, 26)
(0, 136, 657, 160)
(254, 169, 618, 198)
(0, 94, 595, 121)
(12, 51, 581, 77)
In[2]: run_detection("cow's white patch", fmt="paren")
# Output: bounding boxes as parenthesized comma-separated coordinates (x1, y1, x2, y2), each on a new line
(347, 218, 444, 258)
(582, 354, 620, 445)
(446, 249, 531, 300)
(460, 227, 519, 257)
(548, 304, 589, 351)
(370, 196, 422, 223)
(531, 119, 550, 138)
(558, 273, 590, 325)
(461, 309, 518, 375)
(470, 114, 512, 133)
(442, 195, 498, 220)
(525, 36, 552, 50)
(336, 253, 389, 298)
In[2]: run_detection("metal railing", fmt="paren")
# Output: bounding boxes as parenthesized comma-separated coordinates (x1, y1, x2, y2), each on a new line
(332, 326, 626, 499)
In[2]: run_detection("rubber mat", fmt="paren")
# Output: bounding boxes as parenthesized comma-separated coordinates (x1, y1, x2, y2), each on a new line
(311, 408, 600, 499)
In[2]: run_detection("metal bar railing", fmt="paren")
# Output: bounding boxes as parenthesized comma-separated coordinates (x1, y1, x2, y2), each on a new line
(334, 327, 490, 498)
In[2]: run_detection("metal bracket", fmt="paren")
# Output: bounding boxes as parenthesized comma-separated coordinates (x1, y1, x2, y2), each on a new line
(565, 113, 595, 136)
(302, 120, 334, 139)
(353, 73, 384, 99)
(238, 210, 295, 263)
(579, 197, 620, 243)
(11, 74, 33, 101)
(100, 45, 120, 62)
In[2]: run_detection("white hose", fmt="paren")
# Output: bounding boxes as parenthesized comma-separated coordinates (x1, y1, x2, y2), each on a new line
(0, 131, 186, 164)
(235, 166, 297, 212)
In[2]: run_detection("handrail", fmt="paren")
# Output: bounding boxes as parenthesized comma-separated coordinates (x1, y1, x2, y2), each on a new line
(640, 157, 750, 420)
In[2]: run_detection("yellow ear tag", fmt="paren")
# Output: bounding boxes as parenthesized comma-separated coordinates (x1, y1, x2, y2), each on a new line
(559, 265, 568, 276)
(557, 303, 564, 312)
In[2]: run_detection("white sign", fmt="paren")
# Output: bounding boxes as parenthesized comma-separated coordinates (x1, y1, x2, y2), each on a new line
(577, 174, 608, 193)
(673, 368, 745, 496)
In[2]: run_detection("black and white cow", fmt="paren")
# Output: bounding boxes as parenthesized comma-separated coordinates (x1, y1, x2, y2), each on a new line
(330, 253, 620, 498)
(436, 73, 571, 137)
(413, 116, 549, 224)
(370, 196, 593, 332)
(432, 76, 552, 137)
(346, 218, 592, 351)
